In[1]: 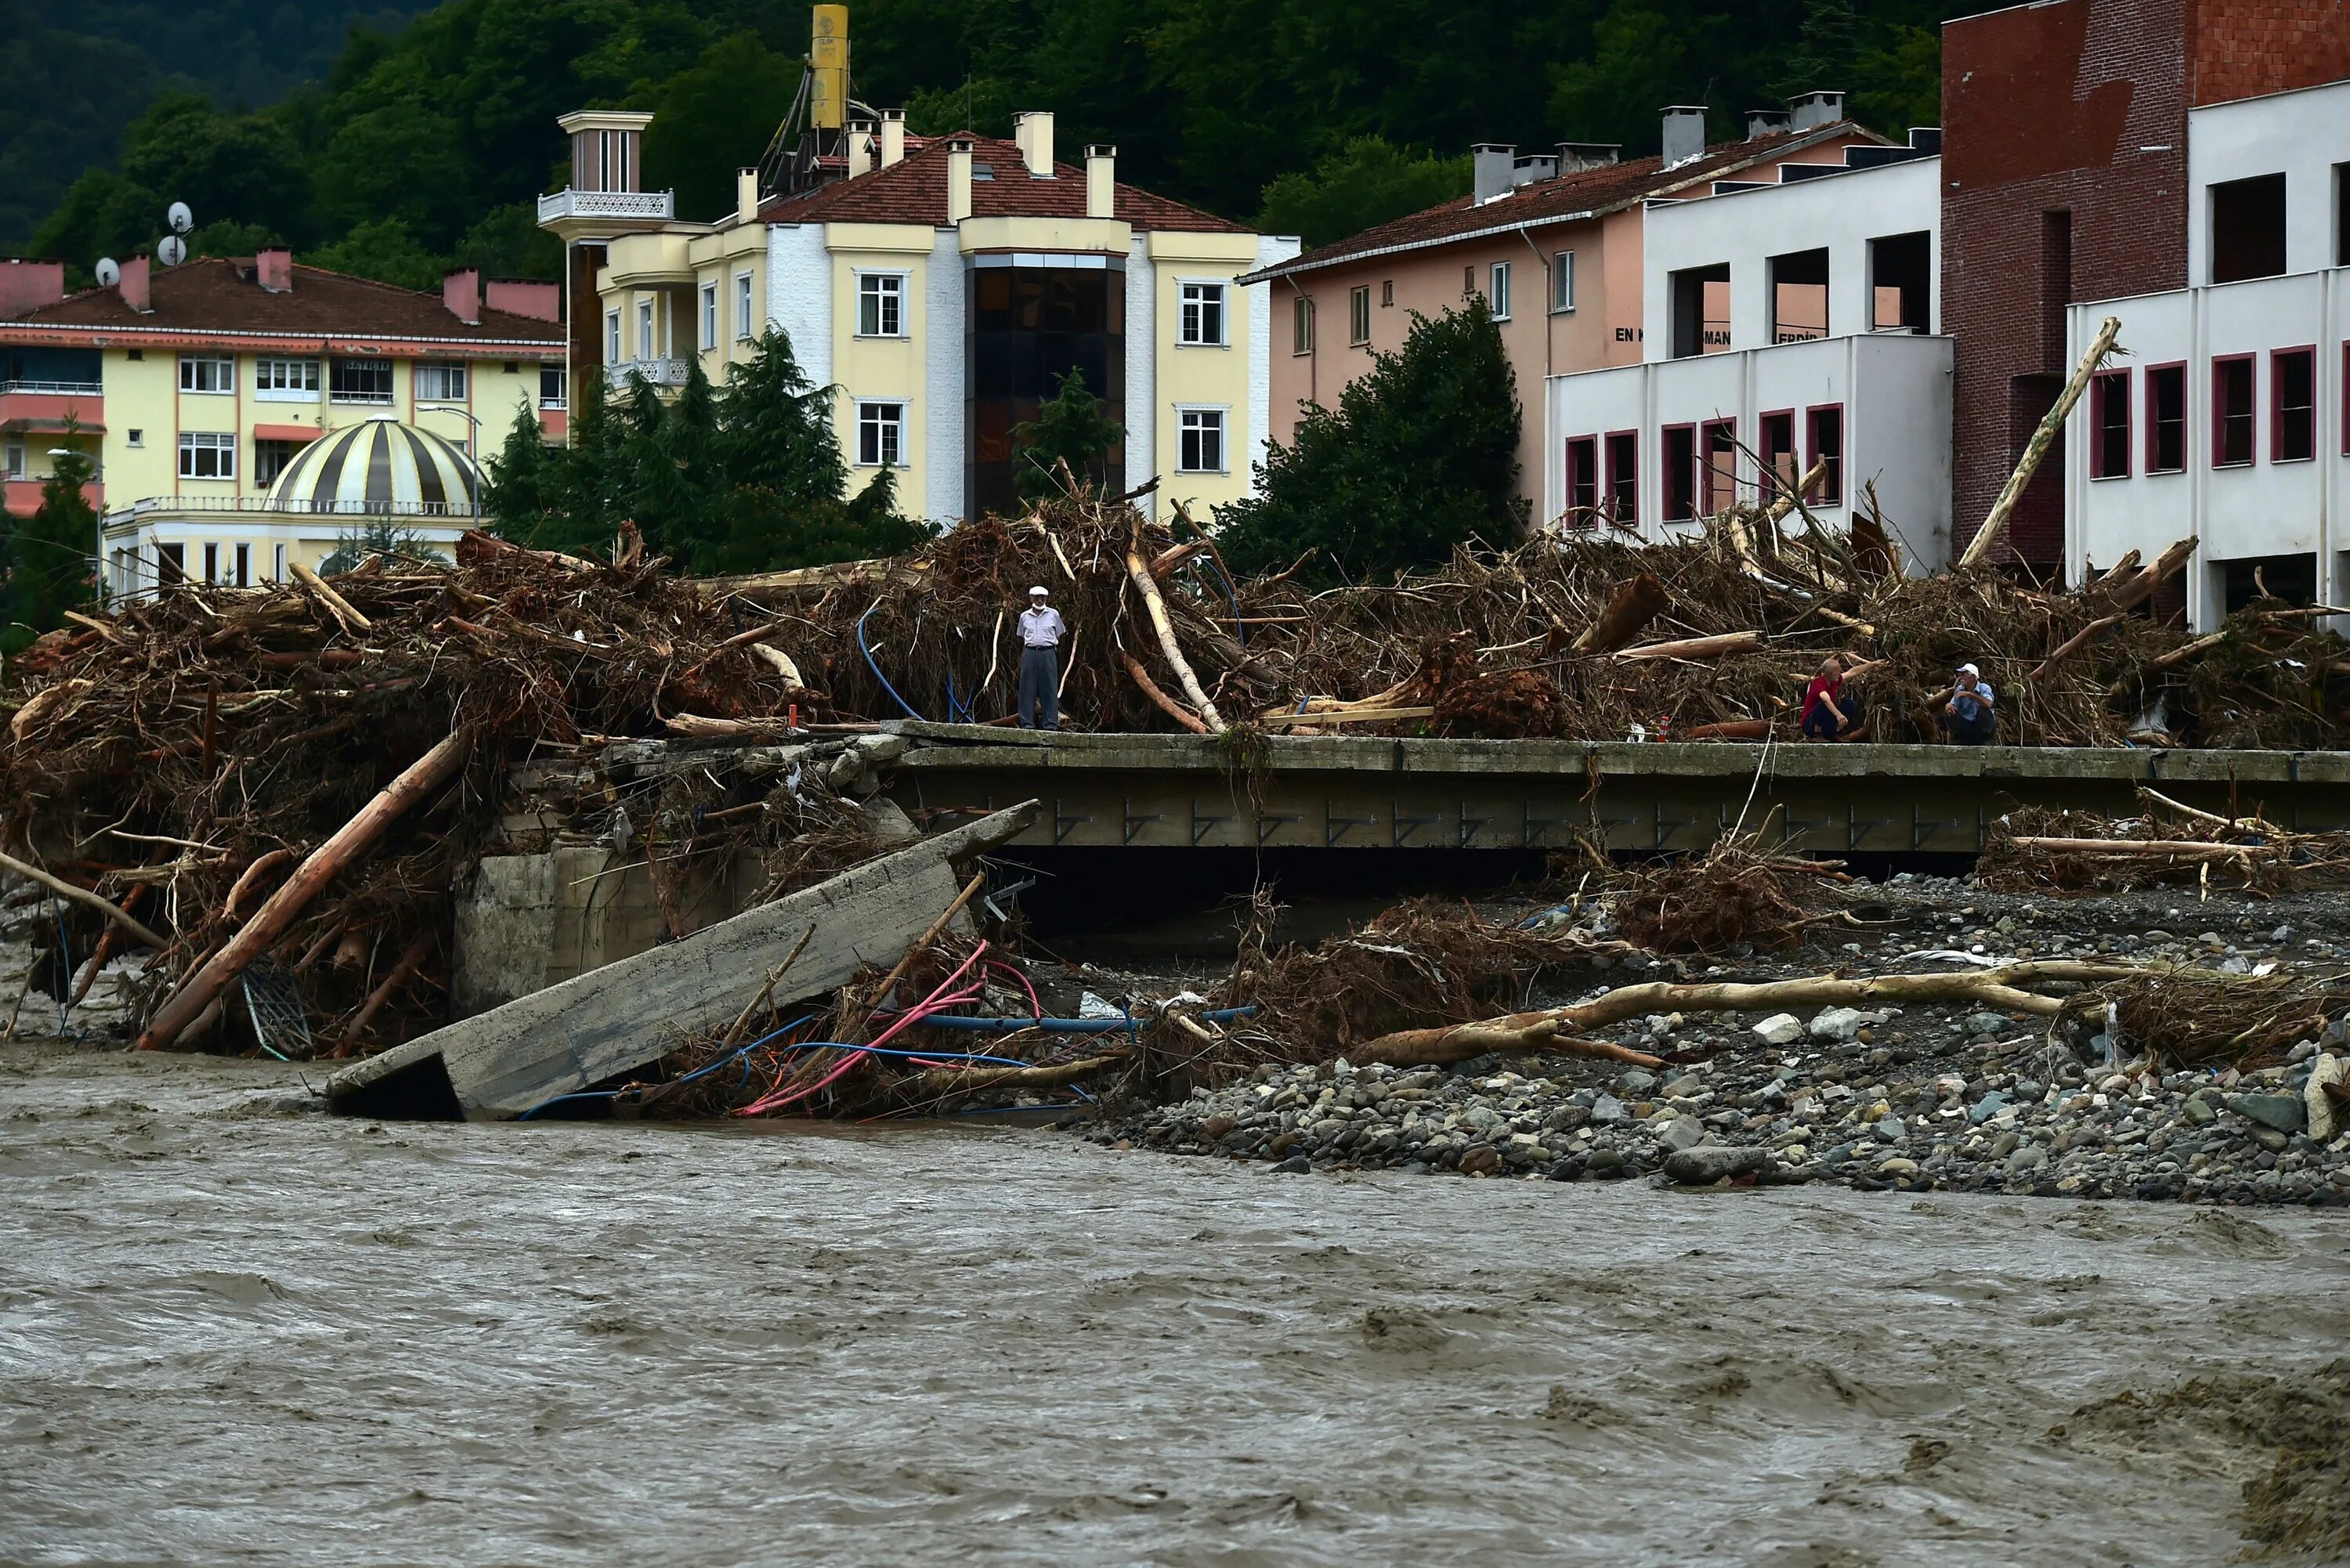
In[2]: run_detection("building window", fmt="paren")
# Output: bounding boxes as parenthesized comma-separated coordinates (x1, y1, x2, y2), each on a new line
(329, 359, 393, 405)
(736, 272, 755, 341)
(1806, 404, 1844, 504)
(2213, 355, 2256, 467)
(2272, 346, 2316, 463)
(2210, 172, 2287, 284)
(2147, 363, 2186, 473)
(1179, 282, 1227, 346)
(414, 361, 468, 402)
(696, 283, 716, 350)
(1759, 410, 1797, 500)
(2088, 370, 2131, 479)
(254, 439, 298, 485)
(1661, 423, 1695, 521)
(1381, 280, 1394, 307)
(1488, 262, 1511, 321)
(273, 543, 287, 582)
(1177, 406, 1227, 473)
(2344, 344, 2350, 455)
(606, 310, 621, 364)
(1564, 435, 1598, 524)
(1292, 295, 1313, 355)
(234, 543, 251, 589)
(1464, 265, 1475, 296)
(1552, 251, 1575, 313)
(857, 273, 906, 338)
(1769, 249, 1830, 342)
(254, 357, 320, 397)
(2338, 164, 2350, 267)
(1603, 432, 1638, 526)
(637, 299, 656, 360)
(177, 432, 235, 480)
(126, 428, 144, 448)
(1701, 420, 1737, 514)
(1868, 231, 1932, 333)
(856, 400, 904, 467)
(157, 543, 185, 584)
(179, 354, 234, 393)
(1349, 286, 1371, 345)
(2, 439, 21, 478)
(204, 544, 219, 585)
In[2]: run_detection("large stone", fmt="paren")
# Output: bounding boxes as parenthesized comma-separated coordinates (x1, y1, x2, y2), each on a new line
(2228, 1093, 2308, 1135)
(1753, 1013, 1803, 1046)
(1589, 1093, 1627, 1125)
(1659, 1117, 1705, 1152)
(1661, 1146, 1771, 1184)
(2306, 1054, 2345, 1143)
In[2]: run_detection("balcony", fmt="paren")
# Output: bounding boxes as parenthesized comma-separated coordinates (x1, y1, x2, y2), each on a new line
(606, 358, 691, 393)
(0, 379, 104, 435)
(537, 188, 676, 224)
(5, 476, 102, 518)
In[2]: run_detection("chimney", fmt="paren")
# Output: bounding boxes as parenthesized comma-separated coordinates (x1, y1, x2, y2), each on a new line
(1660, 107, 1708, 167)
(118, 254, 151, 313)
(736, 167, 759, 222)
(1472, 143, 1516, 202)
(1014, 110, 1054, 177)
(255, 246, 294, 292)
(947, 137, 974, 222)
(1511, 154, 1558, 186)
(1744, 108, 1791, 141)
(880, 109, 906, 168)
(1556, 142, 1622, 174)
(845, 119, 875, 178)
(485, 278, 561, 322)
(443, 267, 482, 324)
(1085, 144, 1116, 218)
(1788, 90, 1845, 132)
(0, 258, 65, 317)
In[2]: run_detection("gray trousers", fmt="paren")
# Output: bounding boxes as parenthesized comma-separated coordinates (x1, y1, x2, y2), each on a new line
(1018, 645, 1059, 730)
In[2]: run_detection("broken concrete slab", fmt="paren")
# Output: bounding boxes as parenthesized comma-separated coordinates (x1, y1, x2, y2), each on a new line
(327, 800, 1037, 1121)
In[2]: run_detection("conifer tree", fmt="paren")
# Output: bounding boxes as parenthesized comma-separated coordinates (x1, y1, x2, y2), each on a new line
(1012, 369, 1123, 502)
(5, 440, 98, 652)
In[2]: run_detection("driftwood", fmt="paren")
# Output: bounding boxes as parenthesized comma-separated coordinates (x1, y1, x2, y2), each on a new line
(0, 848, 170, 951)
(1125, 540, 1225, 732)
(1614, 630, 1765, 662)
(2105, 537, 2196, 612)
(1961, 314, 2123, 567)
(336, 930, 436, 1056)
(2026, 614, 2125, 682)
(2006, 836, 2268, 862)
(288, 559, 374, 634)
(136, 728, 472, 1052)
(1572, 573, 1669, 655)
(1120, 653, 1212, 734)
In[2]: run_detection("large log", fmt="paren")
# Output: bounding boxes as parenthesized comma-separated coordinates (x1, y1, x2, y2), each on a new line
(324, 801, 1039, 1120)
(1125, 541, 1225, 731)
(0, 850, 170, 952)
(136, 728, 472, 1052)
(1571, 573, 1669, 655)
(1961, 315, 2123, 568)
(2106, 537, 2196, 612)
(1613, 630, 1765, 661)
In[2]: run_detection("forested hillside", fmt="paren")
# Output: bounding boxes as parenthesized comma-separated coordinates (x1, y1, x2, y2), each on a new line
(12, 0, 1949, 287)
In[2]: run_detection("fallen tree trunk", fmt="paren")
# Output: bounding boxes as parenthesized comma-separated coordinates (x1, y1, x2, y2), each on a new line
(224, 846, 299, 919)
(288, 559, 374, 634)
(1355, 959, 2141, 1065)
(888, 1054, 1123, 1100)
(2007, 836, 2264, 861)
(1125, 542, 1224, 731)
(1961, 314, 2123, 568)
(1121, 652, 1211, 734)
(335, 930, 436, 1057)
(137, 728, 472, 1052)
(1614, 630, 1765, 662)
(0, 849, 171, 951)
(2026, 614, 2125, 682)
(2105, 537, 2196, 612)
(1572, 573, 1669, 655)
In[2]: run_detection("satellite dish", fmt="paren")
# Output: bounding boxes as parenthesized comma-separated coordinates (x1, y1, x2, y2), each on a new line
(157, 234, 186, 267)
(95, 258, 121, 287)
(167, 201, 193, 235)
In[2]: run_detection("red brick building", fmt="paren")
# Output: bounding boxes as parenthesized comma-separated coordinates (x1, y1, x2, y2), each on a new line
(1942, 0, 2350, 575)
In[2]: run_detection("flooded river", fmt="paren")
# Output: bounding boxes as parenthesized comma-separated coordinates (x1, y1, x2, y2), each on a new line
(4, 1042, 2346, 1566)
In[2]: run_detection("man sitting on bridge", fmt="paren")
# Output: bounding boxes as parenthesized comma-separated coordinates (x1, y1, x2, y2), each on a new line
(1800, 654, 1859, 741)
(1940, 663, 1998, 746)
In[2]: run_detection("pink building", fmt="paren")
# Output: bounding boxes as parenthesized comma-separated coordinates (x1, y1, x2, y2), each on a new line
(1241, 99, 1882, 519)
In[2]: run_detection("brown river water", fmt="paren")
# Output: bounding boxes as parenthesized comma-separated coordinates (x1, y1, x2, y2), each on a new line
(3, 1042, 2347, 1567)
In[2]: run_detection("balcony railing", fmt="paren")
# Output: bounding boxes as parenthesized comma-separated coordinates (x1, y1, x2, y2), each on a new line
(606, 358, 691, 392)
(0, 379, 103, 396)
(103, 495, 479, 524)
(538, 188, 676, 223)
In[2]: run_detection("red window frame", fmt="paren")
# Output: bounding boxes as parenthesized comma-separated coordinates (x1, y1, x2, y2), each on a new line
(2145, 360, 2187, 473)
(1805, 402, 1845, 505)
(1701, 419, 1737, 515)
(2088, 367, 2131, 479)
(1564, 435, 1599, 526)
(2211, 352, 2257, 468)
(2271, 345, 2316, 463)
(1661, 421, 1697, 522)
(1758, 408, 1796, 502)
(1603, 428, 1639, 527)
(2343, 343, 2350, 456)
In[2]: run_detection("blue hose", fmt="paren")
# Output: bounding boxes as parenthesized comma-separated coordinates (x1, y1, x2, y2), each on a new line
(858, 602, 922, 720)
(888, 1005, 1258, 1034)
(1197, 550, 1246, 647)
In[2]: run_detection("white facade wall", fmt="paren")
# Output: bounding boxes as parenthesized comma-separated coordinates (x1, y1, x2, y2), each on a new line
(1246, 236, 1297, 485)
(924, 229, 966, 522)
(2185, 80, 2350, 287)
(765, 224, 832, 390)
(1124, 238, 1156, 517)
(1637, 156, 1940, 354)
(1546, 332, 1954, 567)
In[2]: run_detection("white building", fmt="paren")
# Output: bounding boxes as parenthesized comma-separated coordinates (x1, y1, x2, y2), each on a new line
(1543, 132, 1951, 567)
(2063, 78, 2350, 627)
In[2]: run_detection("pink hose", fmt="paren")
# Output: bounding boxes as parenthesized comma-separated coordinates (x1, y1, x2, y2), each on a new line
(733, 942, 990, 1117)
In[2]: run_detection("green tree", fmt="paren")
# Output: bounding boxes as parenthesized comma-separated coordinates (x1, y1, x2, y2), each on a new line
(118, 92, 315, 247)
(6, 439, 98, 651)
(482, 399, 560, 532)
(1011, 369, 1123, 502)
(1256, 137, 1471, 250)
(451, 202, 564, 280)
(1548, 0, 1726, 153)
(640, 33, 803, 222)
(306, 216, 445, 290)
(1214, 298, 1528, 586)
(715, 329, 848, 505)
(29, 168, 164, 282)
(188, 219, 282, 259)
(319, 518, 448, 576)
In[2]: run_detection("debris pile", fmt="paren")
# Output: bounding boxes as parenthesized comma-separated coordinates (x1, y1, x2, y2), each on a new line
(1980, 789, 2350, 895)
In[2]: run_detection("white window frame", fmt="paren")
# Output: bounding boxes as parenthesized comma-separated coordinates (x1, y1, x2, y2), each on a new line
(253, 356, 320, 400)
(1349, 285, 1371, 345)
(1489, 261, 1512, 321)
(1551, 251, 1576, 313)
(700, 282, 718, 350)
(736, 272, 754, 341)
(540, 363, 567, 410)
(1178, 280, 1228, 347)
(1292, 295, 1313, 355)
(855, 399, 906, 468)
(637, 299, 656, 361)
(855, 271, 908, 338)
(179, 353, 235, 394)
(414, 360, 468, 403)
(1176, 404, 1228, 474)
(127, 428, 144, 448)
(606, 309, 622, 364)
(273, 543, 287, 582)
(253, 437, 298, 486)
(328, 358, 394, 406)
(177, 431, 236, 481)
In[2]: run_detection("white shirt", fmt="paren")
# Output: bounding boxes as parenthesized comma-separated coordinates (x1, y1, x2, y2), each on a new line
(1019, 605, 1065, 648)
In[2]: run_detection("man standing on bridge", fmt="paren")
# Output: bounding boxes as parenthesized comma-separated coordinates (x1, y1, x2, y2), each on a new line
(1018, 584, 1065, 731)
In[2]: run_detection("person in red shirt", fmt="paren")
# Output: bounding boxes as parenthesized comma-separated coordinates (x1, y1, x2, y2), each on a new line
(1800, 654, 1856, 741)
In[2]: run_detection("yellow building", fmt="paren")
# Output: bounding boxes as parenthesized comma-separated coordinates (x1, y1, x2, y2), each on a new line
(0, 251, 566, 592)
(540, 108, 1299, 522)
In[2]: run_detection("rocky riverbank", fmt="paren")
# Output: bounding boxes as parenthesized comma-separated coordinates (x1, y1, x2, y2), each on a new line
(1093, 874, 2350, 1205)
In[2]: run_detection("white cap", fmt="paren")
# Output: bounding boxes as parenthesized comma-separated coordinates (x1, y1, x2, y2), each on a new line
(1958, 663, 1980, 677)
(1029, 584, 1049, 596)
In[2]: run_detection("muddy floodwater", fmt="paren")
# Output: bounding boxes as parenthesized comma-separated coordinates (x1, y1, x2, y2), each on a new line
(4, 1044, 2348, 1566)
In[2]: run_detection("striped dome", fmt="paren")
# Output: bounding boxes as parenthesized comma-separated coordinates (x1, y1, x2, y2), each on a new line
(266, 419, 479, 516)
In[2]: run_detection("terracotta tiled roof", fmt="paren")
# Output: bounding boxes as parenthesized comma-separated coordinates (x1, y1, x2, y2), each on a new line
(757, 135, 1249, 233)
(1250, 123, 1882, 279)
(4, 258, 565, 345)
